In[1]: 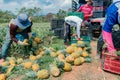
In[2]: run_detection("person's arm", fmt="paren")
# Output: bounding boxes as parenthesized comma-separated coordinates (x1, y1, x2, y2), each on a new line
(9, 22, 29, 45)
(27, 21, 33, 38)
(9, 23, 19, 43)
(102, 14, 116, 54)
(102, 30, 115, 52)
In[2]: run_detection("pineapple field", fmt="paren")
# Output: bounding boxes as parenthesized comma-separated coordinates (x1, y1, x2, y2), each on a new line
(0, 23, 119, 80)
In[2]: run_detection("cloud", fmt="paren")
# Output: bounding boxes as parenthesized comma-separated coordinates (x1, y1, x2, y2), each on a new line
(0, 0, 3, 4)
(22, 0, 39, 8)
(0, 0, 71, 15)
(42, 0, 71, 14)
(0, 1, 19, 13)
(60, 0, 72, 10)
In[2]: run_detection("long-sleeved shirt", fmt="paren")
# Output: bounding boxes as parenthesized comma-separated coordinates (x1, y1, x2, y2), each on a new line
(65, 16, 83, 38)
(102, 1, 120, 52)
(9, 19, 32, 43)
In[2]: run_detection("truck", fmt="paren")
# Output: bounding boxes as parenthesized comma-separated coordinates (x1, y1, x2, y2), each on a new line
(72, 0, 112, 38)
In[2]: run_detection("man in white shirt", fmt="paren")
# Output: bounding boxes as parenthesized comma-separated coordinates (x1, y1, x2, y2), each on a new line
(64, 16, 83, 44)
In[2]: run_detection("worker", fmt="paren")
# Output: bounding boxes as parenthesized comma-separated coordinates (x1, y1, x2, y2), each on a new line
(96, 0, 120, 59)
(76, 0, 93, 40)
(64, 16, 83, 45)
(0, 13, 33, 63)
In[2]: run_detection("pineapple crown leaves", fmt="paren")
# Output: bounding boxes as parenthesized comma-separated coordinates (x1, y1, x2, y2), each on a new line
(116, 51, 120, 56)
(25, 71, 37, 78)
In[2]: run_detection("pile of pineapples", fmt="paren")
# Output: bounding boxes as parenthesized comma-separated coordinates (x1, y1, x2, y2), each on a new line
(0, 40, 92, 80)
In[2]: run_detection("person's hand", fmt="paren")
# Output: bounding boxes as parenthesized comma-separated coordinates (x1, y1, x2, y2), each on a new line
(108, 51, 118, 60)
(0, 59, 4, 65)
(18, 40, 29, 46)
(77, 38, 82, 41)
(109, 50, 117, 57)
(77, 38, 81, 40)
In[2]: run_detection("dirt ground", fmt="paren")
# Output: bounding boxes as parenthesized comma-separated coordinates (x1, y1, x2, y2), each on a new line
(59, 40, 120, 80)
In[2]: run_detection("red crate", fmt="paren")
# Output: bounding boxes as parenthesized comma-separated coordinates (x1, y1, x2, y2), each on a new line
(101, 49, 120, 74)
(93, 6, 103, 12)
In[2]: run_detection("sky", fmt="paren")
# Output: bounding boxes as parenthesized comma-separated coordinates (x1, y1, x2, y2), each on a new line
(0, 0, 72, 15)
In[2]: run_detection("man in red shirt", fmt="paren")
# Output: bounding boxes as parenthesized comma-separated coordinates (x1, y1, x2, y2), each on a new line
(77, 0, 93, 21)
(77, 0, 93, 39)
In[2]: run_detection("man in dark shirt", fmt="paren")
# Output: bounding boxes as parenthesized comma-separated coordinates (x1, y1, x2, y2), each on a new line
(0, 13, 33, 63)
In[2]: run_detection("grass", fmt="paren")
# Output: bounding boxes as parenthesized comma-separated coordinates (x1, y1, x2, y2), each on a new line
(0, 22, 64, 80)
(0, 22, 64, 56)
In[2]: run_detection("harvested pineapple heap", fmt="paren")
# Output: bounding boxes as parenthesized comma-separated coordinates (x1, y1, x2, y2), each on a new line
(0, 40, 92, 80)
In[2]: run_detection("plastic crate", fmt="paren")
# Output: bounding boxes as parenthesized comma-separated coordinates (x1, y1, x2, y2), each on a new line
(70, 36, 91, 45)
(92, 1, 103, 6)
(72, 0, 78, 11)
(80, 26, 89, 36)
(67, 12, 84, 20)
(54, 28, 64, 39)
(51, 19, 58, 30)
(93, 6, 103, 12)
(81, 36, 91, 42)
(81, 36, 91, 46)
(101, 49, 120, 74)
(70, 36, 78, 44)
(93, 29, 101, 38)
(51, 19, 64, 30)
(93, 11, 104, 18)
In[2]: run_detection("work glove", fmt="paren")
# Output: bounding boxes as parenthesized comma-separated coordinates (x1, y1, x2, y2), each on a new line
(0, 59, 4, 65)
(18, 40, 29, 46)
(109, 50, 117, 57)
(77, 38, 81, 40)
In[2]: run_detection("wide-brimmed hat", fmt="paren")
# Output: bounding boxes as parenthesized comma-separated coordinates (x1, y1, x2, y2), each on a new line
(14, 13, 31, 29)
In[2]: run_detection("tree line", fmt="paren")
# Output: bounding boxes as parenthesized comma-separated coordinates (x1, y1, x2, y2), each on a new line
(0, 7, 68, 23)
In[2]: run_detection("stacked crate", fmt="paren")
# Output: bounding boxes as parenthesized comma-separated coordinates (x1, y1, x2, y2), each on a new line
(72, 0, 78, 12)
(51, 19, 58, 30)
(51, 19, 64, 39)
(92, 0, 104, 18)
